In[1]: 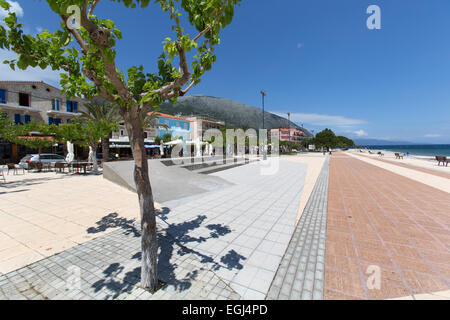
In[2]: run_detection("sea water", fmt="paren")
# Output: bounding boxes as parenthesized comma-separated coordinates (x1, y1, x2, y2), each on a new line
(366, 144, 450, 157)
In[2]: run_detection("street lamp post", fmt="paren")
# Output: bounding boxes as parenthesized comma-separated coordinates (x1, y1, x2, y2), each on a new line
(261, 90, 267, 160)
(287, 112, 291, 143)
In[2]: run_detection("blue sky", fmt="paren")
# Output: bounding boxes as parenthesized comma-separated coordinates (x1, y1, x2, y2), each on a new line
(1, 0, 450, 143)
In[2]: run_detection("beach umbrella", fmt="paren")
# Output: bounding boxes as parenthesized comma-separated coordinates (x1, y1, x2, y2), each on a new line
(88, 146, 95, 163)
(195, 138, 202, 157)
(66, 141, 75, 163)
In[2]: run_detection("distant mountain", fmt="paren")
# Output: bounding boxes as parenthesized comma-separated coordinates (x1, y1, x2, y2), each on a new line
(354, 138, 415, 146)
(159, 95, 313, 137)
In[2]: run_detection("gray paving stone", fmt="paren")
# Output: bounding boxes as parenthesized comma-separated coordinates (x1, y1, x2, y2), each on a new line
(266, 157, 330, 300)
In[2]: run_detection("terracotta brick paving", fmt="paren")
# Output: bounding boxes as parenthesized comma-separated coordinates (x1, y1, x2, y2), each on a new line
(324, 154, 450, 300)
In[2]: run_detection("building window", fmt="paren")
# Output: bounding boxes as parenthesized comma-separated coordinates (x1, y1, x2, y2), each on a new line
(143, 132, 148, 139)
(14, 114, 22, 124)
(0, 89, 6, 104)
(19, 93, 30, 107)
(120, 129, 124, 136)
(47, 118, 62, 125)
(66, 100, 78, 112)
(52, 98, 61, 111)
(24, 115, 31, 124)
(67, 119, 71, 123)
(48, 117, 61, 125)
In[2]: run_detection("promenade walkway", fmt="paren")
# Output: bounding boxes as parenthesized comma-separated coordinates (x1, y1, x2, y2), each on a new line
(267, 157, 329, 300)
(0, 158, 308, 300)
(325, 153, 450, 299)
(1, 153, 448, 300)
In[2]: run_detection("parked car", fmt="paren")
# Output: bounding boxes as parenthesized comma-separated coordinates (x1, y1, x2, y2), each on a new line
(19, 154, 67, 169)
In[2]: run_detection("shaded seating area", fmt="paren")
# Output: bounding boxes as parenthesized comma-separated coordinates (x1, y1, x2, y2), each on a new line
(7, 163, 25, 175)
(28, 162, 53, 172)
(28, 162, 44, 172)
(25, 160, 99, 175)
(436, 156, 449, 167)
(395, 153, 404, 159)
(55, 162, 67, 173)
(70, 162, 91, 174)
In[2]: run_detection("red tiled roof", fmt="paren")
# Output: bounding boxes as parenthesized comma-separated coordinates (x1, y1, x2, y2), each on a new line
(151, 112, 188, 121)
(271, 128, 303, 132)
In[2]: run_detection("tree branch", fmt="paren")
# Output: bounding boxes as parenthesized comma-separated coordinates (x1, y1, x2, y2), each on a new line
(88, 0, 100, 16)
(193, 25, 212, 42)
(60, 8, 136, 106)
(60, 14, 88, 54)
(82, 67, 115, 102)
(149, 41, 190, 100)
(180, 80, 196, 95)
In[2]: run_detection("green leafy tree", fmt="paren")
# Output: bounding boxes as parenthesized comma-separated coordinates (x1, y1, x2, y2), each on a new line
(57, 119, 118, 172)
(162, 132, 173, 143)
(0, 114, 11, 138)
(313, 128, 337, 151)
(2, 121, 57, 155)
(80, 99, 120, 162)
(0, 0, 241, 290)
(335, 136, 355, 148)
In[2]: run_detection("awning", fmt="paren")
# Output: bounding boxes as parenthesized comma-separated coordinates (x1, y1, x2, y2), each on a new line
(164, 139, 183, 146)
(110, 144, 131, 148)
(17, 136, 54, 142)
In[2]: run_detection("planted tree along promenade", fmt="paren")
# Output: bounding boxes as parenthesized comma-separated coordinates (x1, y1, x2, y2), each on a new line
(0, 0, 241, 291)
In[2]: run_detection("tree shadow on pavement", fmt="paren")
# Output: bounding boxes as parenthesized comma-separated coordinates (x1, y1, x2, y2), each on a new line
(86, 212, 139, 237)
(90, 206, 247, 299)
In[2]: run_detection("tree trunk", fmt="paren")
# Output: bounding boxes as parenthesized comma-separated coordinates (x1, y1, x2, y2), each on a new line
(123, 108, 158, 291)
(90, 143, 99, 173)
(101, 137, 110, 163)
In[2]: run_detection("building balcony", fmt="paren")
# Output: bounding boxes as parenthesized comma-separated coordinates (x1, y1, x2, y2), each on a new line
(47, 110, 81, 117)
(0, 103, 42, 113)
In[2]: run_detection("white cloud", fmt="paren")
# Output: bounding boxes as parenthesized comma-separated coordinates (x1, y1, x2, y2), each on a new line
(353, 129, 368, 137)
(0, 49, 62, 87)
(274, 112, 367, 126)
(424, 134, 441, 138)
(0, 1, 24, 19)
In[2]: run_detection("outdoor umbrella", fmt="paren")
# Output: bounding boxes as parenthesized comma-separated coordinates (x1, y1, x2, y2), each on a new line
(66, 141, 75, 163)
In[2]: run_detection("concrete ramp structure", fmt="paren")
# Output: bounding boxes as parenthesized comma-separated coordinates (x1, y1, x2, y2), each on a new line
(103, 158, 240, 203)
